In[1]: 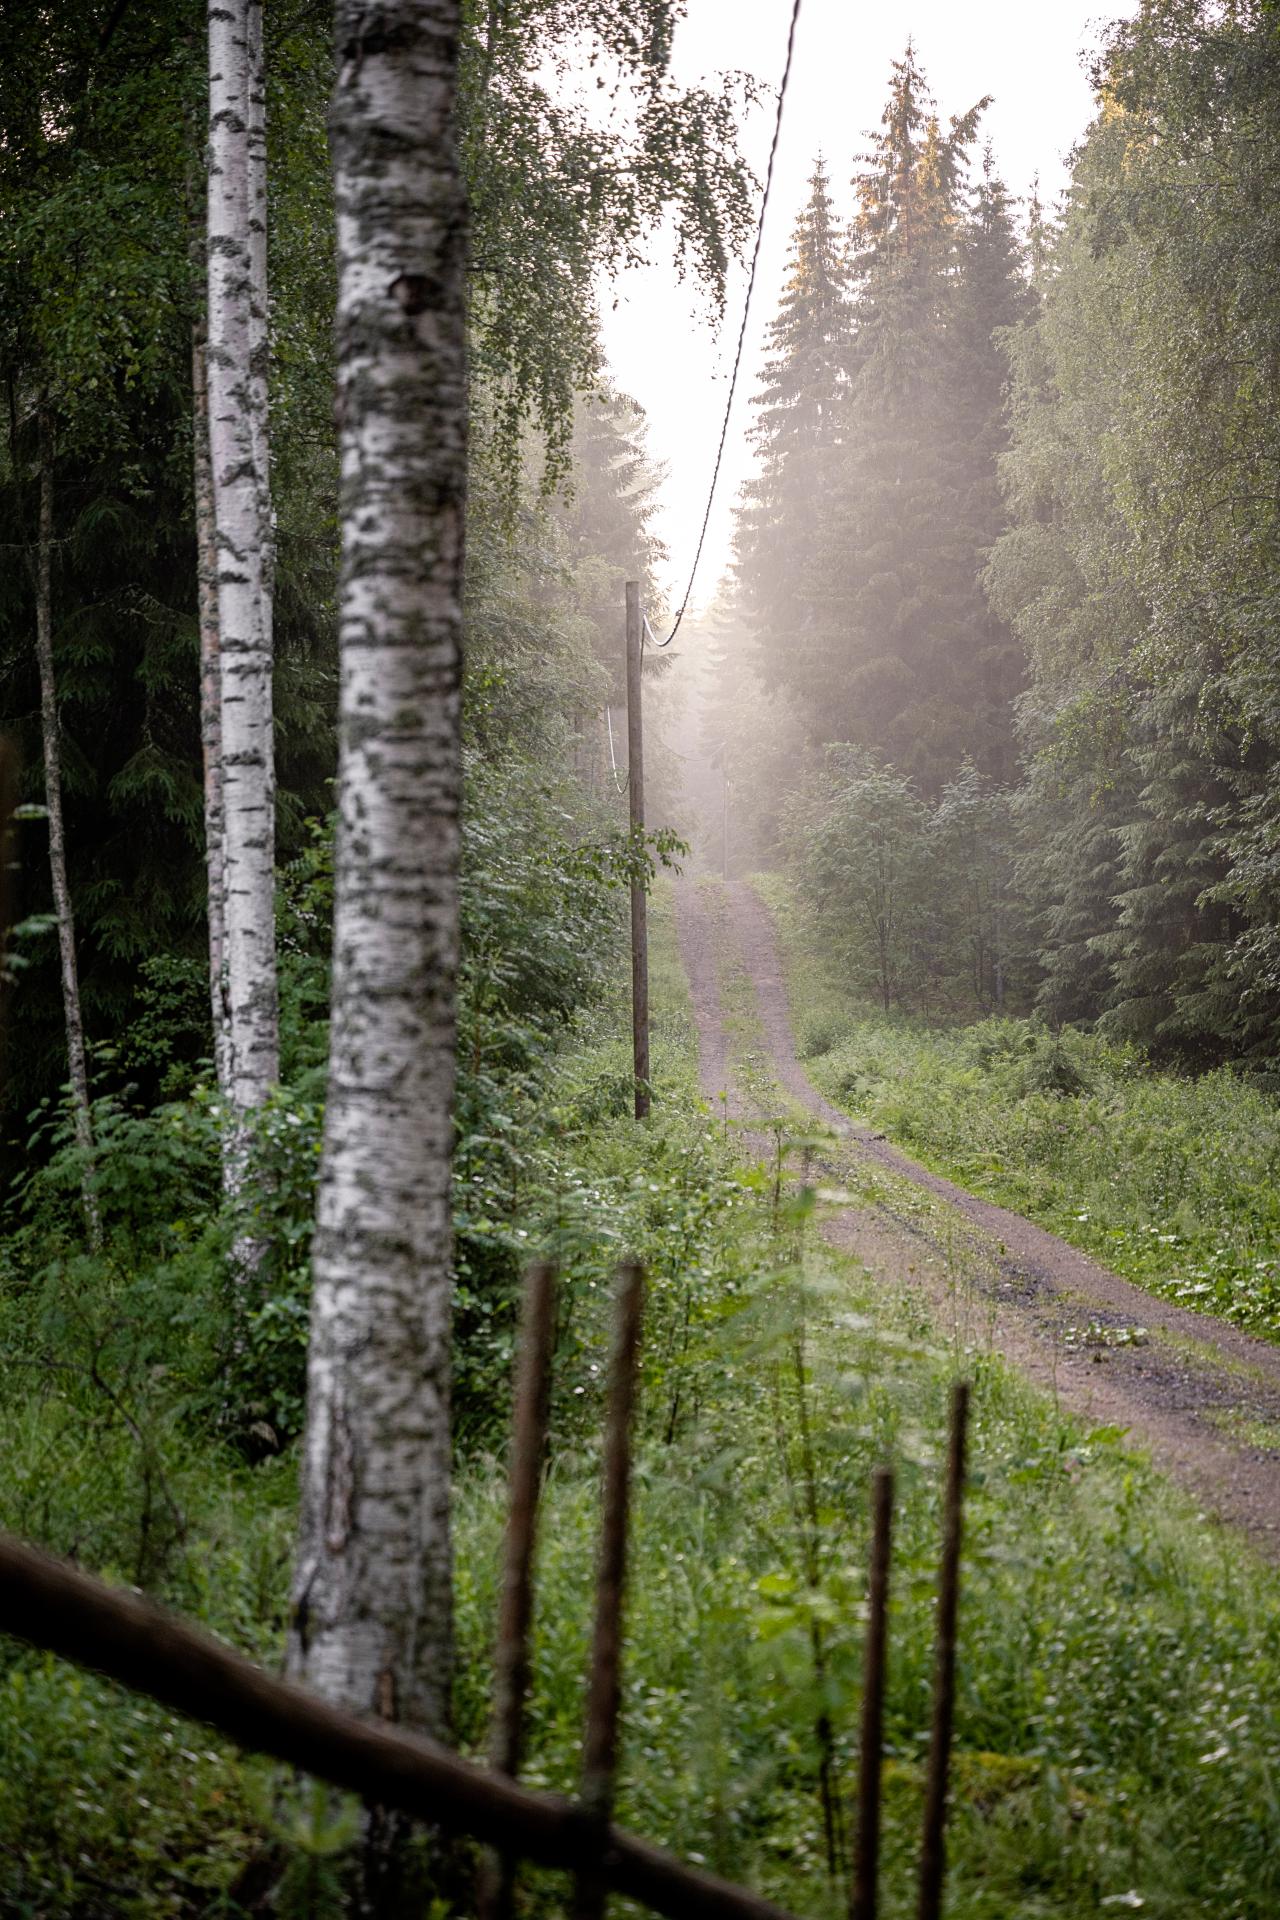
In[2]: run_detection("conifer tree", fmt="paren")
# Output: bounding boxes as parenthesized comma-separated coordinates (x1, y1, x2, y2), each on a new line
(946, 148, 1032, 780)
(1096, 673, 1241, 1057)
(736, 154, 849, 707)
(989, 1, 1280, 1057)
(559, 382, 665, 700)
(816, 46, 989, 789)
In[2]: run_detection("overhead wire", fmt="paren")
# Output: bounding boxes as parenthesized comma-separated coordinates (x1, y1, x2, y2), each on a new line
(605, 703, 628, 794)
(647, 0, 805, 652)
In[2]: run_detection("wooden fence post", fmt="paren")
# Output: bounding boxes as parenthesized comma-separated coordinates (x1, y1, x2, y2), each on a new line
(575, 1262, 645, 1919)
(851, 1466, 894, 1920)
(479, 1262, 558, 1920)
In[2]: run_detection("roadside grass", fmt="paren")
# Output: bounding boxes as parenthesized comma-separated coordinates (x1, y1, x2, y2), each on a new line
(1203, 1406, 1280, 1451)
(0, 878, 1279, 1915)
(752, 871, 1280, 1344)
(452, 878, 1280, 1920)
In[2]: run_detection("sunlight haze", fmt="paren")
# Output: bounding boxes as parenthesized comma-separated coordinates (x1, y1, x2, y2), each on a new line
(600, 0, 1139, 617)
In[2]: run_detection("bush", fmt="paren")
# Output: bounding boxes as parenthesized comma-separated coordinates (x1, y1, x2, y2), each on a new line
(796, 1008, 849, 1058)
(764, 876, 1280, 1341)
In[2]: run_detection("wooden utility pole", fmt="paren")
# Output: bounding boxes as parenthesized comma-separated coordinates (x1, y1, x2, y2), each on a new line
(626, 581, 650, 1120)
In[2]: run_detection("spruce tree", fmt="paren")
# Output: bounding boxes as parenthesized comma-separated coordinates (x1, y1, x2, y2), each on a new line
(1096, 674, 1244, 1061)
(735, 154, 849, 707)
(559, 382, 665, 695)
(991, 0, 1280, 1060)
(947, 148, 1032, 781)
(816, 47, 991, 789)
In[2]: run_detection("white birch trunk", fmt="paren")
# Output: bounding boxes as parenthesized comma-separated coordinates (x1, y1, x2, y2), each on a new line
(192, 327, 230, 1094)
(289, 0, 468, 1753)
(33, 410, 101, 1250)
(207, 0, 277, 1136)
(245, 0, 273, 610)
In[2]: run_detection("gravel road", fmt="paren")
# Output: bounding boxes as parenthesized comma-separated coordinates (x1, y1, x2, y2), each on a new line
(676, 874, 1280, 1562)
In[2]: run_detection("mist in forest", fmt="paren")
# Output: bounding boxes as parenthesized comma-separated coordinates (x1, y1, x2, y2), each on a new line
(3, 3, 1280, 1913)
(659, 22, 1280, 1054)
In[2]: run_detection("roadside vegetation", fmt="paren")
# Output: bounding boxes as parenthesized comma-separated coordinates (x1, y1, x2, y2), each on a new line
(757, 872, 1280, 1344)
(5, 884, 1279, 1917)
(4, 3, 1280, 1911)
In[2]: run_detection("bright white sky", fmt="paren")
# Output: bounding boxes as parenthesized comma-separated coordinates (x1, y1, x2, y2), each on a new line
(599, 0, 1138, 615)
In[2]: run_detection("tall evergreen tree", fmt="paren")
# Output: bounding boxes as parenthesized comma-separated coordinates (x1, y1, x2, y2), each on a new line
(818, 46, 990, 789)
(948, 147, 1032, 780)
(987, 185, 1145, 1028)
(559, 383, 665, 691)
(735, 154, 849, 706)
(992, 0, 1280, 1058)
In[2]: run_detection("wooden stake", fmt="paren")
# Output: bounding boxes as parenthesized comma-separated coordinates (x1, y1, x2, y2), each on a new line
(479, 1263, 558, 1920)
(917, 1383, 970, 1920)
(575, 1262, 645, 1920)
(850, 1468, 894, 1920)
(626, 582, 650, 1120)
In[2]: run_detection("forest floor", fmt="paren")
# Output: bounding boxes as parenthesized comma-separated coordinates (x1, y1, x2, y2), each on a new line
(676, 873, 1280, 1563)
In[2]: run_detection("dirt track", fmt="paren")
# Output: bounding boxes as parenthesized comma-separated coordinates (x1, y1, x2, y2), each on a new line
(676, 875, 1280, 1562)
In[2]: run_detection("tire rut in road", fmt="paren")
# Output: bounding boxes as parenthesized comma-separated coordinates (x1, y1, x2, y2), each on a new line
(678, 873, 1280, 1562)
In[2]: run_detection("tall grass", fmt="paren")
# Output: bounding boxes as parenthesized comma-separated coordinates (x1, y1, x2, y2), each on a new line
(0, 880, 1279, 1916)
(756, 872, 1280, 1340)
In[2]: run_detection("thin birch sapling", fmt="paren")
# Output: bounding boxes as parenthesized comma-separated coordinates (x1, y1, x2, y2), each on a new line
(30, 408, 101, 1250)
(206, 0, 278, 1167)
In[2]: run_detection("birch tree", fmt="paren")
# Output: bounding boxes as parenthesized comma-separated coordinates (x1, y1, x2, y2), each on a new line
(31, 409, 101, 1250)
(192, 321, 230, 1094)
(206, 0, 277, 1136)
(288, 0, 468, 1784)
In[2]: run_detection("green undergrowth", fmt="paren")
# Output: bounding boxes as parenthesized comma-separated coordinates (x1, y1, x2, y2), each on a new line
(754, 871, 1280, 1344)
(450, 880, 1280, 1919)
(0, 882, 1278, 1915)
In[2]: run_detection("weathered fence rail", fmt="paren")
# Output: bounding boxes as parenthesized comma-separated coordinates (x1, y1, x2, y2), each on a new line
(0, 1259, 970, 1920)
(0, 1527, 797, 1920)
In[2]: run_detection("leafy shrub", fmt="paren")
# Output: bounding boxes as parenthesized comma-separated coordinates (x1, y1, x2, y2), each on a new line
(765, 877, 1280, 1341)
(795, 1008, 848, 1058)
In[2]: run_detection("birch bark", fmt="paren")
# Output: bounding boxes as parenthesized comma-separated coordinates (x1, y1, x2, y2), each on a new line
(192, 327, 230, 1094)
(245, 0, 273, 609)
(289, 0, 468, 1760)
(33, 410, 101, 1249)
(207, 0, 277, 1135)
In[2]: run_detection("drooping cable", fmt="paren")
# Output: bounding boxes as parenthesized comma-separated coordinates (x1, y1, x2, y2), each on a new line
(605, 703, 628, 794)
(649, 0, 804, 651)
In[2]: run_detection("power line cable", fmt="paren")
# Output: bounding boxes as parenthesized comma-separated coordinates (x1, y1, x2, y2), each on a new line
(649, 0, 804, 651)
(605, 703, 628, 794)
